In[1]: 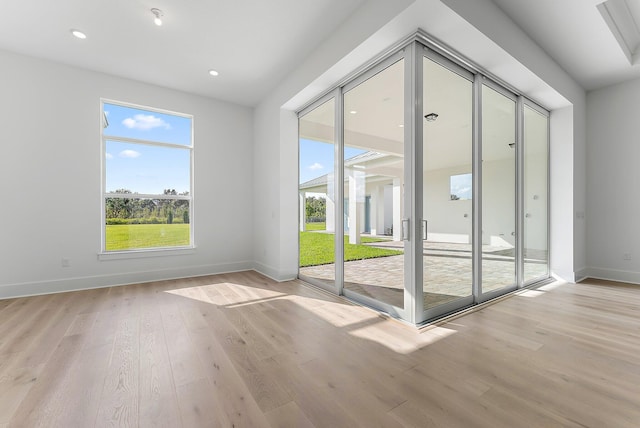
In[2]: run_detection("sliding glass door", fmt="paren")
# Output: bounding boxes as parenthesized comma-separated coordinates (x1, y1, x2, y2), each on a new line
(298, 96, 337, 292)
(523, 103, 550, 283)
(297, 37, 550, 325)
(481, 83, 518, 299)
(421, 51, 475, 319)
(342, 53, 408, 317)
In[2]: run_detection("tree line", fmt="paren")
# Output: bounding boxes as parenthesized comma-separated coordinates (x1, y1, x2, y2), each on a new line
(305, 196, 326, 222)
(106, 189, 190, 225)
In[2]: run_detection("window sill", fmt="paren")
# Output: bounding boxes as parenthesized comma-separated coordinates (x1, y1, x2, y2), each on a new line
(98, 247, 196, 261)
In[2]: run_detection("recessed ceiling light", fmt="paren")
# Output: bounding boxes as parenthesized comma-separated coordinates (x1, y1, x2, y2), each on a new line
(398, 124, 404, 128)
(349, 110, 357, 114)
(208, 70, 219, 77)
(70, 29, 87, 39)
(151, 8, 164, 26)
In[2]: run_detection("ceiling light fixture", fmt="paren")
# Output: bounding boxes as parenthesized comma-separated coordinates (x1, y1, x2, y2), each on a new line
(424, 113, 438, 122)
(349, 110, 357, 114)
(151, 8, 164, 26)
(208, 69, 219, 77)
(70, 29, 87, 39)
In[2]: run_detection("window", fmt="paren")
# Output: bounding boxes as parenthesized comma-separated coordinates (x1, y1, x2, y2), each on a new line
(450, 173, 472, 200)
(101, 100, 193, 252)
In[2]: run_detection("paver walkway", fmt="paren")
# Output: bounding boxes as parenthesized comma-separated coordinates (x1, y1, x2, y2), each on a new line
(300, 240, 548, 309)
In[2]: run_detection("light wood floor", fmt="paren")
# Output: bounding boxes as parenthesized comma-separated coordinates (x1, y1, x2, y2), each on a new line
(1, 272, 639, 427)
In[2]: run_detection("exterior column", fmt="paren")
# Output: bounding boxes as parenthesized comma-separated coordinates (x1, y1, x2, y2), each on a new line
(325, 196, 335, 232)
(370, 184, 386, 236)
(299, 191, 306, 232)
(348, 169, 363, 244)
(326, 174, 335, 233)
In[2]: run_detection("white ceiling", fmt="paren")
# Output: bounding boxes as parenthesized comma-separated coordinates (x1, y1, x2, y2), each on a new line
(0, 0, 364, 106)
(490, 0, 640, 91)
(2, 0, 639, 111)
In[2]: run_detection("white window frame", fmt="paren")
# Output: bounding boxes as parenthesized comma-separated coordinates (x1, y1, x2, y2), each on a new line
(99, 99, 195, 258)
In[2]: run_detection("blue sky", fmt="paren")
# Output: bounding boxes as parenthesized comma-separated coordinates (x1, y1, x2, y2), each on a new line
(299, 138, 365, 184)
(104, 103, 191, 194)
(450, 173, 472, 200)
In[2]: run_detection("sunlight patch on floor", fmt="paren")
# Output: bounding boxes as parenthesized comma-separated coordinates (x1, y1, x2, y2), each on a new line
(349, 324, 457, 354)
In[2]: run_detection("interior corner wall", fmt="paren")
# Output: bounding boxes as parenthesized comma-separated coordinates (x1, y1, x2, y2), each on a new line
(549, 106, 575, 281)
(586, 77, 640, 284)
(0, 49, 254, 299)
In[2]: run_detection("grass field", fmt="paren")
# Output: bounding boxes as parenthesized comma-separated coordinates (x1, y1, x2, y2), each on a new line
(305, 222, 326, 231)
(300, 228, 402, 267)
(106, 224, 190, 251)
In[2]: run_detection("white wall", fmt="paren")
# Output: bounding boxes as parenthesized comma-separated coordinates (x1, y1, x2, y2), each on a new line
(0, 50, 254, 298)
(586, 77, 640, 283)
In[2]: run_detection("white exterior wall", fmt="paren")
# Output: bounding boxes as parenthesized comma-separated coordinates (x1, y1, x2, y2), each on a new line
(0, 50, 254, 298)
(586, 77, 640, 283)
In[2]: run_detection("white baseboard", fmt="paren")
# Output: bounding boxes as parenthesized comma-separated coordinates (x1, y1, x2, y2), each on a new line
(551, 269, 576, 283)
(252, 262, 297, 282)
(574, 267, 589, 282)
(0, 261, 254, 300)
(581, 267, 640, 285)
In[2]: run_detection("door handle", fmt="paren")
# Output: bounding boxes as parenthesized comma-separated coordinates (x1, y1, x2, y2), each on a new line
(401, 219, 410, 241)
(422, 220, 427, 240)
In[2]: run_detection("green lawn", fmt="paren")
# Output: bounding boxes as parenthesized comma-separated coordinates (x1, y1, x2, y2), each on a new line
(300, 230, 402, 267)
(305, 222, 326, 231)
(106, 224, 190, 251)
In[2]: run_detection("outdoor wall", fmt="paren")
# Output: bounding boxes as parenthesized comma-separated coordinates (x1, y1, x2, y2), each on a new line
(586, 77, 640, 284)
(0, 49, 254, 298)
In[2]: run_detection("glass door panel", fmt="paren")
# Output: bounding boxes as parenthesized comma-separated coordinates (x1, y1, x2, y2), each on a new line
(422, 56, 474, 314)
(343, 59, 405, 311)
(523, 105, 549, 282)
(481, 85, 516, 294)
(298, 98, 337, 290)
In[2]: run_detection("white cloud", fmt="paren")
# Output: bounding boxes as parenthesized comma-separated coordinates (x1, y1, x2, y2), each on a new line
(105, 152, 114, 160)
(122, 114, 171, 131)
(119, 149, 141, 158)
(309, 162, 323, 171)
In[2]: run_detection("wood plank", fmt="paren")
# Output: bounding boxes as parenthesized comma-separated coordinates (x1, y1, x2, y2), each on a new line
(265, 401, 315, 428)
(138, 310, 182, 428)
(2, 273, 640, 428)
(0, 353, 42, 425)
(160, 307, 206, 388)
(188, 327, 273, 427)
(175, 379, 222, 428)
(95, 316, 140, 428)
(8, 335, 84, 427)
